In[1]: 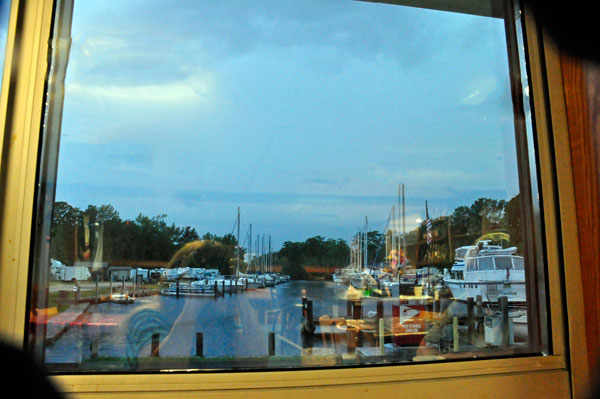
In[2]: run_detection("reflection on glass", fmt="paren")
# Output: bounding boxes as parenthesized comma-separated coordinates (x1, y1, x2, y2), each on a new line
(28, 0, 544, 372)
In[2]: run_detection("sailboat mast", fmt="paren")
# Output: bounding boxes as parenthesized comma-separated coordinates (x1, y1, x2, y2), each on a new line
(364, 216, 368, 270)
(256, 234, 260, 273)
(402, 183, 406, 255)
(391, 206, 396, 268)
(249, 223, 252, 272)
(268, 235, 272, 273)
(236, 207, 240, 277)
(357, 233, 361, 272)
(261, 234, 265, 273)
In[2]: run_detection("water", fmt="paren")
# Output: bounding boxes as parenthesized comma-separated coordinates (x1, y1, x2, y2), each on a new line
(42, 280, 528, 371)
(45, 281, 374, 366)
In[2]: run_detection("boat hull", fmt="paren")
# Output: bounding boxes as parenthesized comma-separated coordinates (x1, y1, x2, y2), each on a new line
(443, 279, 526, 304)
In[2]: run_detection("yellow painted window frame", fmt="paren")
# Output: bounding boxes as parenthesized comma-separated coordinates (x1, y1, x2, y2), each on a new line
(0, 1, 589, 397)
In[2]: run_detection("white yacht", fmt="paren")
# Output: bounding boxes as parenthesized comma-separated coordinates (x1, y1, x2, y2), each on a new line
(443, 241, 526, 304)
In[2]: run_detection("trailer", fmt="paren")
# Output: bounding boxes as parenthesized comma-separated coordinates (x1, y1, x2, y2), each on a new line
(130, 268, 149, 281)
(60, 266, 91, 282)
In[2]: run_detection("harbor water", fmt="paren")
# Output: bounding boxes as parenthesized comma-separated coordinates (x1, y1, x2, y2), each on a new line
(45, 281, 384, 364)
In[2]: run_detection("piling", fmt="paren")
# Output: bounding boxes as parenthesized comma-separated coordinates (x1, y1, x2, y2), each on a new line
(196, 332, 203, 357)
(499, 296, 509, 346)
(302, 297, 307, 317)
(90, 340, 98, 359)
(132, 270, 136, 297)
(122, 276, 125, 292)
(378, 318, 385, 355)
(151, 333, 160, 357)
(306, 300, 314, 328)
(95, 275, 100, 304)
(352, 300, 362, 320)
(300, 298, 314, 349)
(109, 274, 113, 296)
(222, 280, 226, 297)
(453, 316, 459, 352)
(467, 297, 475, 344)
(268, 332, 276, 356)
(347, 329, 356, 354)
(377, 300, 384, 320)
(392, 304, 399, 347)
(75, 282, 80, 304)
(476, 295, 484, 339)
(176, 280, 180, 298)
(440, 288, 451, 313)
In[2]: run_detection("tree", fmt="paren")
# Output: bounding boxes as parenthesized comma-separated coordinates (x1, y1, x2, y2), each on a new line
(279, 241, 309, 280)
(450, 206, 473, 235)
(50, 201, 82, 265)
(366, 230, 385, 266)
(505, 194, 522, 252)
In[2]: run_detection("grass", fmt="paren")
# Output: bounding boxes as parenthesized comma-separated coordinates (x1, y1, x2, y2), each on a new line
(43, 281, 161, 313)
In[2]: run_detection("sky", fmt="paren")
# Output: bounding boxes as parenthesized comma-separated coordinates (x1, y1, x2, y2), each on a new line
(0, 1, 10, 82)
(54, 0, 524, 250)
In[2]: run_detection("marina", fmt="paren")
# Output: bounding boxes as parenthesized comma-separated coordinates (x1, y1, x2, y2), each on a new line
(30, 185, 534, 372)
(33, 279, 527, 370)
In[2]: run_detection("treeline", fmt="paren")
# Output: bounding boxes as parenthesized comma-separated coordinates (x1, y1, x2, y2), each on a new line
(277, 236, 350, 280)
(408, 195, 522, 268)
(50, 194, 522, 279)
(50, 202, 242, 276)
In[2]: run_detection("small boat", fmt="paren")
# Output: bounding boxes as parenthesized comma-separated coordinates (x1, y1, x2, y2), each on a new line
(237, 275, 265, 289)
(332, 271, 347, 283)
(111, 292, 135, 304)
(256, 274, 276, 287)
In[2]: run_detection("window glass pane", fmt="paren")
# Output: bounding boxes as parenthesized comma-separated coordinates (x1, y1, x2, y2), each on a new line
(478, 257, 494, 271)
(513, 257, 525, 271)
(27, 0, 546, 372)
(495, 256, 513, 270)
(0, 1, 10, 83)
(466, 259, 477, 272)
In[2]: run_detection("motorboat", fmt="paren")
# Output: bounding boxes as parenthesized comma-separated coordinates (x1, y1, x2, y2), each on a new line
(111, 292, 135, 304)
(442, 241, 526, 304)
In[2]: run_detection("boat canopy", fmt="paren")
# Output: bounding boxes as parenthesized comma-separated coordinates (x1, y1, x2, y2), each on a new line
(454, 246, 473, 260)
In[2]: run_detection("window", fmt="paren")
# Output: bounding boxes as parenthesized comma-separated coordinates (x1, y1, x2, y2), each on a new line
(0, 0, 581, 397)
(495, 256, 513, 270)
(24, 0, 548, 373)
(513, 257, 524, 271)
(0, 1, 10, 80)
(478, 257, 495, 271)
(466, 259, 478, 272)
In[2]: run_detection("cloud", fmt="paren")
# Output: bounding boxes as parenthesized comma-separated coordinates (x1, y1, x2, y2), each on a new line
(65, 70, 215, 104)
(461, 75, 499, 105)
(54, 1, 520, 248)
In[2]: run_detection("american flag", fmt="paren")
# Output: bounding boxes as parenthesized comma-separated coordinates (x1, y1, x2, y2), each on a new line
(425, 201, 432, 246)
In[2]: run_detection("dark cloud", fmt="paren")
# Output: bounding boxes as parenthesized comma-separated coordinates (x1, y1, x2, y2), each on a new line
(70, 0, 467, 86)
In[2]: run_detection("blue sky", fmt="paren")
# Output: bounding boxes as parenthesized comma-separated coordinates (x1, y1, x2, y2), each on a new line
(0, 1, 10, 82)
(55, 0, 521, 250)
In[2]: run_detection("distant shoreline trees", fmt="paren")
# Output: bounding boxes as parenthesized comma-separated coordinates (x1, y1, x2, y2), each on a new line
(49, 194, 522, 279)
(49, 202, 240, 276)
